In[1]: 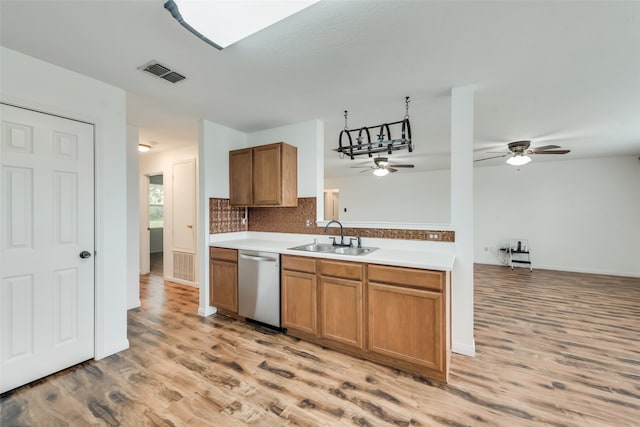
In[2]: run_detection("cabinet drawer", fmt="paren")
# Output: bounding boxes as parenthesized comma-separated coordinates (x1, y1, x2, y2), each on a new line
(320, 260, 363, 281)
(210, 247, 238, 262)
(282, 255, 317, 273)
(368, 264, 444, 291)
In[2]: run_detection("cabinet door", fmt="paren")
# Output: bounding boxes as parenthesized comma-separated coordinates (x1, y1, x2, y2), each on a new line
(229, 148, 252, 206)
(320, 277, 363, 349)
(368, 283, 442, 371)
(281, 269, 317, 335)
(252, 143, 282, 205)
(210, 260, 238, 313)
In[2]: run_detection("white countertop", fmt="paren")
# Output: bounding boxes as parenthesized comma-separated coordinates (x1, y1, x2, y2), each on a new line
(209, 232, 455, 271)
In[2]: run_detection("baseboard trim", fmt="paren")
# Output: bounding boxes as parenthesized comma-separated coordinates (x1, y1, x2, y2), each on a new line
(127, 300, 141, 310)
(198, 306, 217, 317)
(452, 339, 476, 357)
(474, 262, 640, 278)
(95, 339, 130, 360)
(165, 276, 199, 288)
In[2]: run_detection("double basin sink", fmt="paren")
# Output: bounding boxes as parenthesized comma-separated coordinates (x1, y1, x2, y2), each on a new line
(289, 242, 379, 256)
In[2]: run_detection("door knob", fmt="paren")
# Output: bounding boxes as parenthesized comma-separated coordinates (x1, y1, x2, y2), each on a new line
(79, 251, 92, 259)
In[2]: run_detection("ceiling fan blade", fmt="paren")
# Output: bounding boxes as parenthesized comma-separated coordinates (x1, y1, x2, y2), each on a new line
(350, 165, 373, 168)
(387, 167, 398, 173)
(359, 168, 372, 173)
(388, 164, 414, 168)
(474, 154, 507, 162)
(533, 150, 570, 155)
(529, 145, 560, 152)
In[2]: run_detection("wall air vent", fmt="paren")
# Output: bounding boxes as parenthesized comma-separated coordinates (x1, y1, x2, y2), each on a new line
(138, 60, 186, 84)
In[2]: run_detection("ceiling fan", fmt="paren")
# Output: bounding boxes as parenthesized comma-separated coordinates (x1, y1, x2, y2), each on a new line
(351, 156, 415, 176)
(475, 140, 570, 166)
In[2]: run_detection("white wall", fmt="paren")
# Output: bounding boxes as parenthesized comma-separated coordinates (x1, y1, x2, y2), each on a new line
(198, 119, 247, 316)
(1, 47, 129, 358)
(139, 145, 198, 285)
(475, 155, 640, 277)
(450, 86, 476, 357)
(126, 125, 140, 309)
(324, 170, 451, 224)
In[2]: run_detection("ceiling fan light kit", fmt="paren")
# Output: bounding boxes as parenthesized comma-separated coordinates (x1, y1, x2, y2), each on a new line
(351, 156, 415, 176)
(475, 140, 571, 166)
(373, 167, 390, 177)
(506, 154, 531, 166)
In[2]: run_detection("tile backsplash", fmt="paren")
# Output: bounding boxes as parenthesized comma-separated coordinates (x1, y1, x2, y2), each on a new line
(248, 197, 318, 234)
(209, 198, 247, 234)
(210, 197, 454, 242)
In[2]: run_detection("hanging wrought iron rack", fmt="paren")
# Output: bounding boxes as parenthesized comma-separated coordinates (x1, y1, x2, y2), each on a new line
(335, 96, 413, 160)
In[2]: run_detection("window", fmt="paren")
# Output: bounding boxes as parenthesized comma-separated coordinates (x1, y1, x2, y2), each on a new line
(149, 182, 164, 229)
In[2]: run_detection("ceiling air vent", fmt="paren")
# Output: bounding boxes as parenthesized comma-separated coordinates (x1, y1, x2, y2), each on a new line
(139, 60, 186, 84)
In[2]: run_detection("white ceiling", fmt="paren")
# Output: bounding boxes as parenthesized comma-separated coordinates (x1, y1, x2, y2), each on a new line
(1, 1, 639, 177)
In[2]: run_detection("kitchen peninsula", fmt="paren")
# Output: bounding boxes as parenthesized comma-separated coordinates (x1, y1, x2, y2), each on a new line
(209, 231, 454, 383)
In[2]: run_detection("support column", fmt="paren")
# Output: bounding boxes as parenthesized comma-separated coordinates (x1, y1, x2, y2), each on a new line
(450, 85, 476, 356)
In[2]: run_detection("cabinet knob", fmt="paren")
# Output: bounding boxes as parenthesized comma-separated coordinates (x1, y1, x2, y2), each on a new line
(187, 224, 193, 229)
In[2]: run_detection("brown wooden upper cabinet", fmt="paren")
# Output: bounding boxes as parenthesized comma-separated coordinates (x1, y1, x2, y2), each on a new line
(229, 142, 297, 207)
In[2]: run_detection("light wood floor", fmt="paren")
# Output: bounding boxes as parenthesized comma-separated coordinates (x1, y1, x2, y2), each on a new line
(2, 265, 639, 426)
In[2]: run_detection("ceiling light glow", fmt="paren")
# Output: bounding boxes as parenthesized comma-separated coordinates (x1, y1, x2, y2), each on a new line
(138, 144, 151, 152)
(164, 0, 320, 50)
(373, 168, 389, 177)
(506, 154, 531, 166)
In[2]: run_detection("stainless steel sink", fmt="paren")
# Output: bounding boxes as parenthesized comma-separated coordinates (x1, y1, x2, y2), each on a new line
(289, 243, 335, 253)
(331, 246, 378, 256)
(289, 243, 378, 256)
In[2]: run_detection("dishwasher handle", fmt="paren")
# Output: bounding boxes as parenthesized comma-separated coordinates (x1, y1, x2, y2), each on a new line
(239, 253, 278, 263)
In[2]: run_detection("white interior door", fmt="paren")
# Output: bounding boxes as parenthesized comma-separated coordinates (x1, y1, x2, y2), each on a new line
(172, 159, 196, 253)
(0, 104, 95, 393)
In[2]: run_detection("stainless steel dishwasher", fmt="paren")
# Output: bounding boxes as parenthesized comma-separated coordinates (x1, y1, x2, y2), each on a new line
(238, 250, 281, 328)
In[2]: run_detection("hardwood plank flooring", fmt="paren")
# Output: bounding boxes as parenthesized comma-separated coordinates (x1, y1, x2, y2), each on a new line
(1, 265, 639, 426)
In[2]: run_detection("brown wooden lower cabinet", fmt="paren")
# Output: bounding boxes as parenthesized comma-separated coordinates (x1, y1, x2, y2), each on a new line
(281, 254, 451, 382)
(281, 269, 317, 335)
(319, 276, 363, 349)
(368, 283, 442, 370)
(209, 247, 238, 313)
(281, 255, 318, 335)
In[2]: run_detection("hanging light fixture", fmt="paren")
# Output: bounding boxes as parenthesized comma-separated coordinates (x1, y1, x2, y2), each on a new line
(506, 153, 531, 166)
(164, 0, 320, 50)
(336, 97, 414, 160)
(373, 168, 389, 177)
(138, 143, 152, 153)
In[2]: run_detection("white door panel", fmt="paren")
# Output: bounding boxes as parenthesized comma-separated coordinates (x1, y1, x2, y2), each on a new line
(172, 159, 196, 253)
(0, 104, 94, 393)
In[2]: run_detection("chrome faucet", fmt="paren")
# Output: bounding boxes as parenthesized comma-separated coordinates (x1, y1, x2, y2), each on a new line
(324, 220, 348, 246)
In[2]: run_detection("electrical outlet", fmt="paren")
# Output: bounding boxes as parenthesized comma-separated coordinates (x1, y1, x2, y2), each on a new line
(305, 219, 314, 228)
(427, 232, 442, 241)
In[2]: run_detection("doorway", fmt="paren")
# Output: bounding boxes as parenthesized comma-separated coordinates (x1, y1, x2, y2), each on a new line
(324, 189, 340, 220)
(148, 174, 164, 276)
(1, 103, 95, 393)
